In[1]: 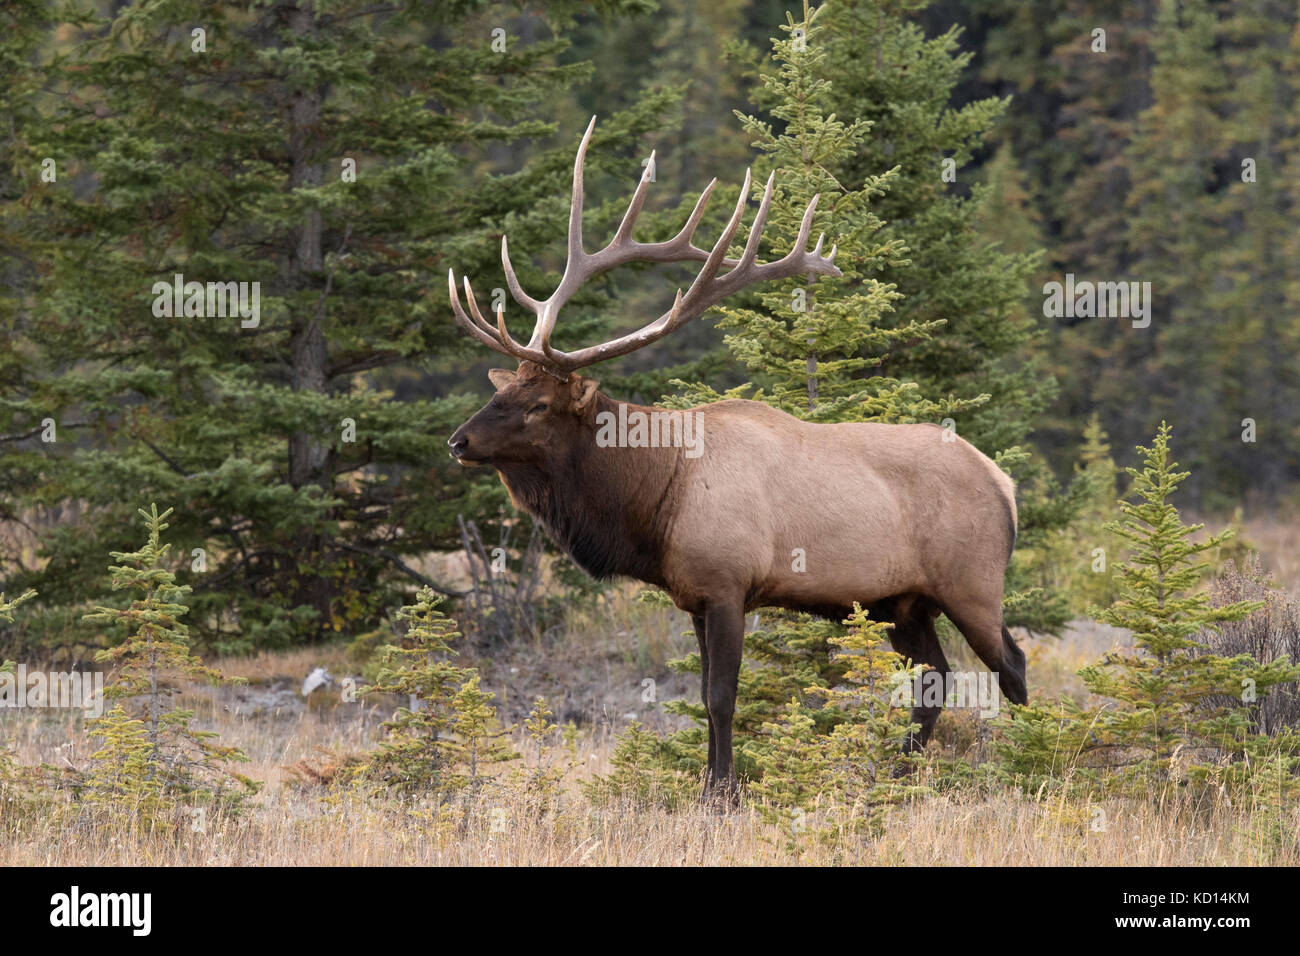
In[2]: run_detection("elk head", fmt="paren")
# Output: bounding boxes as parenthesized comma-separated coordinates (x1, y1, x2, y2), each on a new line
(446, 116, 841, 465)
(447, 363, 600, 467)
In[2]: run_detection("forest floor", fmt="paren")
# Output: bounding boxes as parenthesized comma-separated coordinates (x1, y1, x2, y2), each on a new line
(3, 514, 1299, 865)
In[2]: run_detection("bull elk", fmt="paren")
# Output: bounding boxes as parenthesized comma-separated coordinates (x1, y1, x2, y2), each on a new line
(446, 117, 1027, 798)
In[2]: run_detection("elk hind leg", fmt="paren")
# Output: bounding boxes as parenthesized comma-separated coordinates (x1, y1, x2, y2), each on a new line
(885, 597, 950, 752)
(943, 599, 1028, 707)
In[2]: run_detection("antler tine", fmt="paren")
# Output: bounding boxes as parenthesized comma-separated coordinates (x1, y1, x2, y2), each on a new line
(655, 174, 768, 338)
(496, 308, 524, 353)
(643, 170, 755, 340)
(676, 166, 753, 309)
(747, 192, 840, 284)
(737, 170, 776, 268)
(666, 177, 718, 252)
(794, 194, 820, 256)
(566, 115, 597, 267)
(461, 277, 500, 338)
(612, 149, 656, 246)
(490, 295, 557, 368)
(448, 269, 521, 359)
(526, 115, 599, 352)
(500, 235, 542, 315)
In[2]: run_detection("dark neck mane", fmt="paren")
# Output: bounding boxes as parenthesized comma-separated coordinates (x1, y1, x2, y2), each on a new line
(496, 394, 678, 584)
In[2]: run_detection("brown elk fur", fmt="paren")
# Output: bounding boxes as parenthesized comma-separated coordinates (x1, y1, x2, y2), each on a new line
(450, 361, 1028, 798)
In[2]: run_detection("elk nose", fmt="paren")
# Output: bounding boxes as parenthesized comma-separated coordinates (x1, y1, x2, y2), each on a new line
(448, 433, 469, 459)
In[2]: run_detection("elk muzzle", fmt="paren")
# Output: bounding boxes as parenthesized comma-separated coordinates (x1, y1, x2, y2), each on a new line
(447, 427, 476, 464)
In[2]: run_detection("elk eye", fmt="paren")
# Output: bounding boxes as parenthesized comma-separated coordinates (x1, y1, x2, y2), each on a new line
(528, 403, 548, 415)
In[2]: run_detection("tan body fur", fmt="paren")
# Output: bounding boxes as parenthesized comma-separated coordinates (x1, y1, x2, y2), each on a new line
(657, 399, 1016, 631)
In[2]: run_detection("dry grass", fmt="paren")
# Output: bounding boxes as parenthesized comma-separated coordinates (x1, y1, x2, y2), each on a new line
(4, 610, 1296, 866)
(4, 743, 1294, 865)
(3, 524, 1298, 867)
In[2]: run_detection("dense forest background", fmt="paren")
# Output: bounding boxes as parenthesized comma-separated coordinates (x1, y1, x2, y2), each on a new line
(1, 0, 1297, 658)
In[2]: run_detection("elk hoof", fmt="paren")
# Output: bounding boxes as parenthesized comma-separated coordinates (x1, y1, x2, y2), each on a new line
(701, 775, 741, 811)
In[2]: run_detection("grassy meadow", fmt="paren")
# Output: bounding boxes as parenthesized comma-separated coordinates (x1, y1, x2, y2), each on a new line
(5, 521, 1299, 866)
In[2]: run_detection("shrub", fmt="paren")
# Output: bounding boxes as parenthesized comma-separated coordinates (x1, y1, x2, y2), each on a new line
(1199, 554, 1300, 735)
(749, 605, 923, 840)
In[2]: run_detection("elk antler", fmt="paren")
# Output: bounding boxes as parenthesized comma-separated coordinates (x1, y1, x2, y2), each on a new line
(448, 116, 841, 379)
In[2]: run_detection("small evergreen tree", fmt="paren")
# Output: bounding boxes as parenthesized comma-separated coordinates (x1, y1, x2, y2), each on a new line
(749, 605, 922, 842)
(446, 673, 516, 797)
(82, 505, 255, 819)
(515, 696, 570, 814)
(582, 721, 698, 811)
(361, 587, 513, 798)
(998, 424, 1300, 798)
(363, 588, 467, 794)
(1028, 414, 1124, 614)
(82, 706, 167, 821)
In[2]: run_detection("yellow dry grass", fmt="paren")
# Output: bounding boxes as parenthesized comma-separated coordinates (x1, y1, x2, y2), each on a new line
(3, 753, 1292, 866)
(3, 611, 1295, 866)
(3, 525, 1298, 867)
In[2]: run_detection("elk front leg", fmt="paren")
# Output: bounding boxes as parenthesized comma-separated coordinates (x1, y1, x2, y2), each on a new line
(691, 614, 716, 777)
(703, 600, 744, 803)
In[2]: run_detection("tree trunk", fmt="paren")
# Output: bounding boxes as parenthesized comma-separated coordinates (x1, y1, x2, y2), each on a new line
(286, 0, 334, 638)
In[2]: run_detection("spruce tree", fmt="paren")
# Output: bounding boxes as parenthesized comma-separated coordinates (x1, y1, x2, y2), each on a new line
(516, 696, 568, 813)
(446, 672, 516, 796)
(749, 605, 922, 841)
(583, 720, 697, 810)
(362, 587, 467, 795)
(83, 505, 256, 817)
(2, 0, 680, 653)
(668, 2, 957, 425)
(0, 591, 35, 784)
(1020, 414, 1123, 614)
(819, 0, 1054, 459)
(998, 425, 1300, 797)
(362, 586, 513, 797)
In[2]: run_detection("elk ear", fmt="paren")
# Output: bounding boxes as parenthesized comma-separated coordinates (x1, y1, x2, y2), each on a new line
(570, 376, 600, 411)
(487, 368, 517, 392)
